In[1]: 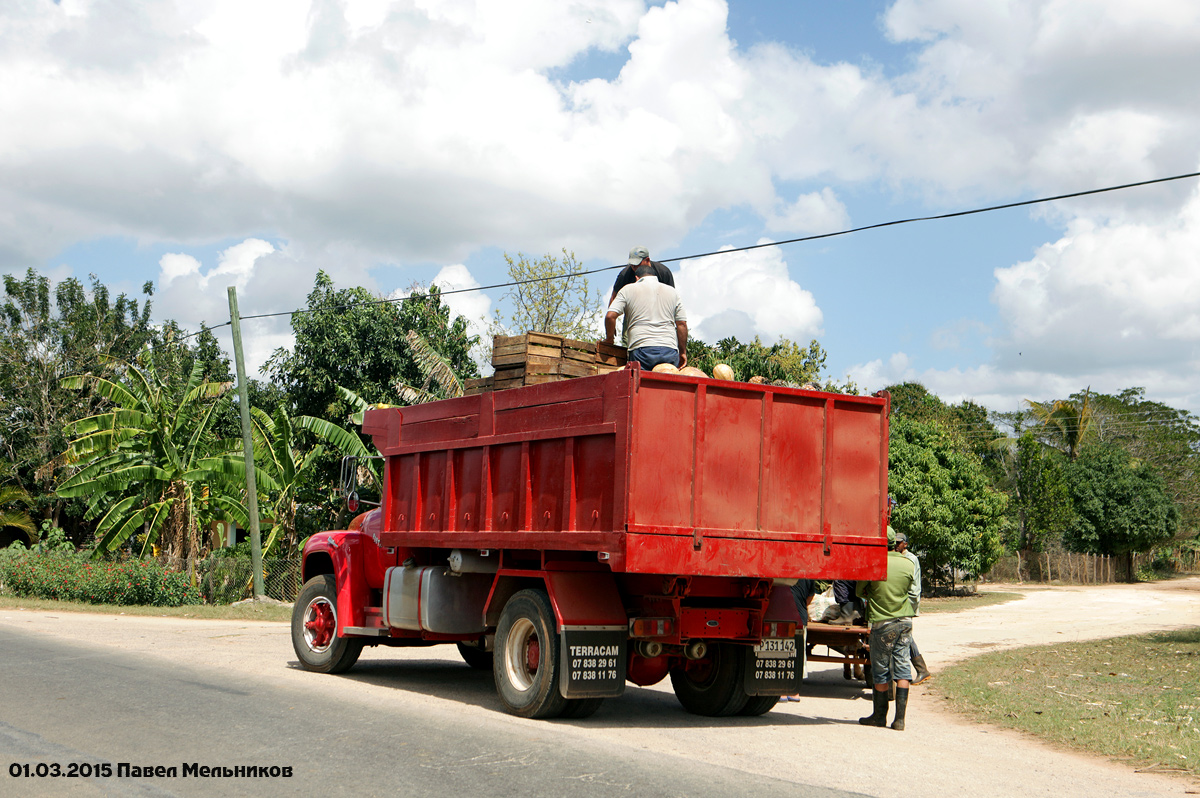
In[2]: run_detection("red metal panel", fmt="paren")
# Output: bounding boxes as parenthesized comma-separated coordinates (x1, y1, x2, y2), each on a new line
(627, 380, 695, 529)
(622, 532, 886, 580)
(826, 400, 886, 538)
(530, 438, 566, 532)
(678, 607, 751, 640)
(419, 450, 448, 531)
(488, 443, 522, 532)
(695, 386, 763, 531)
(761, 393, 826, 535)
(572, 434, 616, 532)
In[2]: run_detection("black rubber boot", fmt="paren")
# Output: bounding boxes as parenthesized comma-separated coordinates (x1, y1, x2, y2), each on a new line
(859, 689, 889, 727)
(891, 687, 909, 731)
(911, 655, 931, 685)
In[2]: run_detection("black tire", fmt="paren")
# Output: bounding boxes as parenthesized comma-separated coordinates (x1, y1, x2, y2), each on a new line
(669, 642, 749, 717)
(494, 589, 567, 719)
(291, 574, 364, 674)
(559, 698, 605, 720)
(457, 642, 494, 671)
(738, 694, 779, 716)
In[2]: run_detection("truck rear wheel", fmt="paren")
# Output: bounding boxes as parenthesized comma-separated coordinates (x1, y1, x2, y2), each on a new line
(738, 694, 779, 716)
(494, 589, 567, 719)
(669, 642, 749, 717)
(559, 698, 605, 719)
(291, 575, 364, 674)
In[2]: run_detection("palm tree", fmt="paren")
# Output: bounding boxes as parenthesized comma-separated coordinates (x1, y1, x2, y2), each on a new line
(0, 480, 36, 548)
(57, 350, 238, 560)
(395, 330, 464, 404)
(1026, 387, 1095, 460)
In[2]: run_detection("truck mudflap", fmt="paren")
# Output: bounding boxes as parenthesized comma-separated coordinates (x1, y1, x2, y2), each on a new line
(559, 626, 627, 699)
(743, 635, 802, 696)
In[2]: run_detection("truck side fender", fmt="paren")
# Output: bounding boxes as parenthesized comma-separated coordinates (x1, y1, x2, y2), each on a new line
(302, 531, 371, 635)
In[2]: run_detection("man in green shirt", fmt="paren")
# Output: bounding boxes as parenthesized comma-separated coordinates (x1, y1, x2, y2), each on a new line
(857, 526, 916, 730)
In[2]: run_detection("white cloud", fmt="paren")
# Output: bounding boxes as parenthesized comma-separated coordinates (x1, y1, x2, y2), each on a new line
(850, 187, 1200, 412)
(764, 187, 849, 236)
(677, 242, 822, 345)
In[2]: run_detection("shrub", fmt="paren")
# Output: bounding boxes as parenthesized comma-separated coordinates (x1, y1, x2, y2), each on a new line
(0, 549, 201, 607)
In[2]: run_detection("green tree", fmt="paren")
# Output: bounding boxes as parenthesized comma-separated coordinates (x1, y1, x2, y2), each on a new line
(57, 351, 237, 560)
(491, 250, 602, 341)
(885, 382, 1005, 486)
(266, 272, 478, 422)
(1088, 388, 1200, 537)
(1064, 442, 1179, 580)
(685, 336, 846, 388)
(888, 414, 1009, 590)
(0, 269, 155, 528)
(1012, 433, 1074, 555)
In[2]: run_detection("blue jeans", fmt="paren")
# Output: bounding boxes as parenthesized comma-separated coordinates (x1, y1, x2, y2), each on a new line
(629, 346, 679, 370)
(869, 618, 913, 684)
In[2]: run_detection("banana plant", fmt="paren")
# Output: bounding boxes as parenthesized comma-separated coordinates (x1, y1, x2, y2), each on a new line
(57, 351, 238, 559)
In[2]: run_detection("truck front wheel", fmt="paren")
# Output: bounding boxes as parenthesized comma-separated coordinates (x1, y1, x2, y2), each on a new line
(494, 589, 568, 719)
(669, 642, 749, 716)
(291, 575, 364, 674)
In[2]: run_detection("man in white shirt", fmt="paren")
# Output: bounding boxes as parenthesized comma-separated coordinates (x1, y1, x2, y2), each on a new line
(602, 256, 688, 370)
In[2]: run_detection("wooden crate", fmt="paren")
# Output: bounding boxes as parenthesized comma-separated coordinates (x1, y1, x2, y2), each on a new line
(482, 332, 628, 392)
(463, 377, 494, 396)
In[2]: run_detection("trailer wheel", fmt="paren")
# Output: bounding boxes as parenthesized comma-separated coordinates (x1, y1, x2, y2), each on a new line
(669, 643, 749, 717)
(291, 575, 364, 674)
(738, 694, 779, 716)
(494, 589, 567, 719)
(457, 642, 494, 671)
(559, 698, 605, 719)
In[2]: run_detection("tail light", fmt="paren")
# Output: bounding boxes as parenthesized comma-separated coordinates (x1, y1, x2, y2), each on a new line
(763, 621, 796, 638)
(630, 617, 674, 637)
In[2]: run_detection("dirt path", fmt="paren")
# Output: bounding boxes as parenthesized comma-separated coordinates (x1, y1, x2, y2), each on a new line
(3, 577, 1199, 797)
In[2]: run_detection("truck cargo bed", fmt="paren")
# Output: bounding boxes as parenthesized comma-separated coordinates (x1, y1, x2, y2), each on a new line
(361, 367, 889, 580)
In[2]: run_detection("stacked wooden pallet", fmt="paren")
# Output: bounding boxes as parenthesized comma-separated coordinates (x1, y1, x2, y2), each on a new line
(462, 332, 628, 394)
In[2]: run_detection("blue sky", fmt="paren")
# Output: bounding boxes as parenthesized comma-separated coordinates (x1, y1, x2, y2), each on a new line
(6, 0, 1200, 415)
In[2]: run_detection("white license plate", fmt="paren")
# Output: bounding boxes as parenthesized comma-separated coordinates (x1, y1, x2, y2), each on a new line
(754, 638, 796, 658)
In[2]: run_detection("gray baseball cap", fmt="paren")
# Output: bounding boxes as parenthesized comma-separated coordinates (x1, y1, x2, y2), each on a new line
(627, 246, 649, 266)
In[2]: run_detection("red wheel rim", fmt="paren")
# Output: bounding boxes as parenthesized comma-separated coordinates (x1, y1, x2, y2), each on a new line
(303, 596, 336, 652)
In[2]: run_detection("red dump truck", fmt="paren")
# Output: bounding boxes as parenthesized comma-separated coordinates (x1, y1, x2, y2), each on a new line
(291, 366, 890, 719)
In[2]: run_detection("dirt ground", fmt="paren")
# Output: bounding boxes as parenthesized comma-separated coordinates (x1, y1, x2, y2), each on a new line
(3, 576, 1199, 797)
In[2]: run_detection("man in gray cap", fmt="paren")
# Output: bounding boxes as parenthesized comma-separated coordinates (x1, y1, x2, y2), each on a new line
(604, 250, 688, 371)
(608, 246, 675, 306)
(896, 532, 931, 685)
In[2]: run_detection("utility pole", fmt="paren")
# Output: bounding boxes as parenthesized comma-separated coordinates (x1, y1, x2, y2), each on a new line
(227, 287, 265, 598)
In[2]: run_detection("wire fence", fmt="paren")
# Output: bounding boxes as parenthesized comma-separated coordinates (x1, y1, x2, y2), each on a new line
(986, 545, 1200, 584)
(153, 555, 303, 604)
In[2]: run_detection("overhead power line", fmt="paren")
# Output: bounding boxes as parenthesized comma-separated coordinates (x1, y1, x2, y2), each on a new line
(182, 169, 1200, 339)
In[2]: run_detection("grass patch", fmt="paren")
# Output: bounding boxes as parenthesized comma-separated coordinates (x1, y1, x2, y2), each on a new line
(0, 594, 292, 622)
(936, 627, 1200, 778)
(920, 591, 1022, 614)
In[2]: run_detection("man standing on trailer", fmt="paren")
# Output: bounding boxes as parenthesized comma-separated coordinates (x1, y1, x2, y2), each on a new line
(608, 246, 675, 306)
(603, 249, 688, 371)
(857, 526, 917, 731)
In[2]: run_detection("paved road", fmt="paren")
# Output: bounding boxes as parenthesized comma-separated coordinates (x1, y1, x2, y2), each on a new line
(2, 578, 1198, 797)
(0, 626, 862, 798)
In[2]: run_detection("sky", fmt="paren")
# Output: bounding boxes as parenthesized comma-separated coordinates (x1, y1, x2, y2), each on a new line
(3, 0, 1200, 419)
